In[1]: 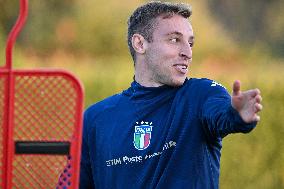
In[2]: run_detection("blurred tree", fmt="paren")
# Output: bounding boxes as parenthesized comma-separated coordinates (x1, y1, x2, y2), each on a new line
(72, 0, 137, 58)
(2, 0, 284, 58)
(0, 0, 135, 58)
(0, 0, 76, 56)
(0, 0, 19, 35)
(207, 0, 284, 57)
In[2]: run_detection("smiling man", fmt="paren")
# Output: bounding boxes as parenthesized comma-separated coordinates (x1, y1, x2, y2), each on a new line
(80, 2, 262, 189)
(132, 13, 194, 87)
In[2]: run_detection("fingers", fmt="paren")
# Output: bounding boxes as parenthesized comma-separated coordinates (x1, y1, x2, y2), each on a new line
(253, 95, 263, 122)
(245, 88, 261, 98)
(255, 103, 263, 112)
(252, 88, 261, 97)
(253, 114, 260, 122)
(232, 82, 263, 123)
(255, 94, 262, 103)
(232, 80, 241, 96)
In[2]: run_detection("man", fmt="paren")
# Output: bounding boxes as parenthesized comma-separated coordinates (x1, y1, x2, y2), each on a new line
(80, 2, 262, 189)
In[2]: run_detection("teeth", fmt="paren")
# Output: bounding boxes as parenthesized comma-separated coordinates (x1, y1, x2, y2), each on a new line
(174, 65, 188, 74)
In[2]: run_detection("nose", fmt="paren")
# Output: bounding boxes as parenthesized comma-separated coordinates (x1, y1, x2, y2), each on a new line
(179, 43, 192, 60)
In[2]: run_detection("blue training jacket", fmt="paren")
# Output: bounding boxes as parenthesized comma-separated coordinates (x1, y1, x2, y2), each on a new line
(80, 78, 256, 189)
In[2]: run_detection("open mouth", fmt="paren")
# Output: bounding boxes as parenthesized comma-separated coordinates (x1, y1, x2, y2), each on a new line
(173, 64, 188, 74)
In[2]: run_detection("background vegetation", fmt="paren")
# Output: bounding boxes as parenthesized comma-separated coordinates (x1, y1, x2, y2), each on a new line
(0, 0, 283, 188)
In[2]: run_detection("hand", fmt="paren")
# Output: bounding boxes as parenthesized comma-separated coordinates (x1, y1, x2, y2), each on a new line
(231, 80, 263, 123)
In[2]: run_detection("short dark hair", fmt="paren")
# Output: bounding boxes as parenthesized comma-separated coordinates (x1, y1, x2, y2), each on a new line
(127, 1, 192, 63)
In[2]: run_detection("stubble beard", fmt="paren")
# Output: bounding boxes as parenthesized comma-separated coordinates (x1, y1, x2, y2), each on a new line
(152, 63, 185, 87)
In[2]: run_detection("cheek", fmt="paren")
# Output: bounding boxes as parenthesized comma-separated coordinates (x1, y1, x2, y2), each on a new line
(152, 45, 178, 62)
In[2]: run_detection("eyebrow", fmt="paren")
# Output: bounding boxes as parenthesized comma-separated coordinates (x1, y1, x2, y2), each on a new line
(166, 31, 195, 40)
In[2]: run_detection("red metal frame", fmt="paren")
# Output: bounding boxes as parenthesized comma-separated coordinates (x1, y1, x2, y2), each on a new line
(5, 0, 28, 69)
(3, 0, 28, 187)
(1, 0, 84, 188)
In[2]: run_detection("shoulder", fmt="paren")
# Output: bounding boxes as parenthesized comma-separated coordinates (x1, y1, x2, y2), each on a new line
(183, 78, 229, 98)
(185, 78, 226, 89)
(84, 93, 123, 123)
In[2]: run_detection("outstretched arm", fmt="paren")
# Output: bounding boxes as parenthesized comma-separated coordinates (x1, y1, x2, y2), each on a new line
(231, 80, 263, 123)
(200, 79, 262, 139)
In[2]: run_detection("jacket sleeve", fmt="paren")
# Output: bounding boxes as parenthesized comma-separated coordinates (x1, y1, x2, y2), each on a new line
(200, 81, 257, 139)
(79, 110, 95, 189)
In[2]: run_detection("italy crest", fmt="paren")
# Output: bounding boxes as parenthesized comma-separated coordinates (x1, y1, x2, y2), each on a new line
(133, 121, 153, 150)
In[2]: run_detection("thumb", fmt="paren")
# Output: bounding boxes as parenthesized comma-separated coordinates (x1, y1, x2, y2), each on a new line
(232, 80, 241, 96)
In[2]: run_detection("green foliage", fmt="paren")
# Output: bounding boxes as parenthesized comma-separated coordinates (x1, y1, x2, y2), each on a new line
(207, 0, 284, 57)
(0, 0, 76, 56)
(221, 76, 284, 189)
(2, 0, 283, 57)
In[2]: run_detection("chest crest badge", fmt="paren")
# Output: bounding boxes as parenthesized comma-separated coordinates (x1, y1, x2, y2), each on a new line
(133, 121, 153, 150)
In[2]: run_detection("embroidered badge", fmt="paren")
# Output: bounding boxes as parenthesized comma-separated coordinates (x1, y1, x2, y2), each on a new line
(133, 121, 153, 150)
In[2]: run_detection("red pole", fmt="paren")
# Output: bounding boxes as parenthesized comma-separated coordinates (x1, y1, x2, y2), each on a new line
(5, 0, 28, 69)
(4, 1, 28, 188)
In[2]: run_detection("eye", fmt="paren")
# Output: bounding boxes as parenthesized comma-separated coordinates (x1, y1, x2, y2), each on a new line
(169, 38, 179, 43)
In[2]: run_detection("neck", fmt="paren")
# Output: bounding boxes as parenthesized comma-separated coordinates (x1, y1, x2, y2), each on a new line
(134, 62, 163, 88)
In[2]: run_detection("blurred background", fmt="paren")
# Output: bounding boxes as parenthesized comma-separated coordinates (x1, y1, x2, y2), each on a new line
(0, 0, 283, 188)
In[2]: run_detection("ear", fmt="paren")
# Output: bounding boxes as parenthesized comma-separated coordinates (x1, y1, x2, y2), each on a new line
(131, 34, 147, 55)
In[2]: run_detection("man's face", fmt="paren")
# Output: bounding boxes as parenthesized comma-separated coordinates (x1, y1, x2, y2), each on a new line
(144, 15, 194, 87)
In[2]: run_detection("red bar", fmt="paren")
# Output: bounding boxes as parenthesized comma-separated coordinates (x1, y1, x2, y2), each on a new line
(5, 0, 28, 69)
(2, 0, 84, 188)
